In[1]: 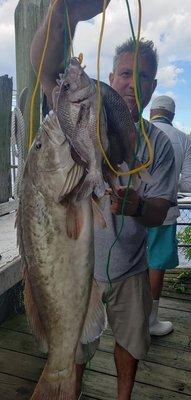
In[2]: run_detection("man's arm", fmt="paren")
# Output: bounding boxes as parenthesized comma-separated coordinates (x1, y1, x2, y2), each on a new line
(178, 136, 191, 192)
(110, 188, 171, 227)
(30, 0, 111, 106)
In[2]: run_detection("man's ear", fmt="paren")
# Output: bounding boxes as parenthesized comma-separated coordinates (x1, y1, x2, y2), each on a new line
(109, 72, 114, 86)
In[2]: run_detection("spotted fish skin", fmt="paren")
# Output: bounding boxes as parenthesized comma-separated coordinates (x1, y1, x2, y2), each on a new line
(16, 112, 94, 400)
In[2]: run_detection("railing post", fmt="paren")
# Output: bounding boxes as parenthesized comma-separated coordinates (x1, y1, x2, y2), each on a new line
(14, 0, 49, 156)
(0, 75, 13, 203)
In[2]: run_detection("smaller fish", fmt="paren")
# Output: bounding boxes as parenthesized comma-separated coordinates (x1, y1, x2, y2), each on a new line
(53, 57, 108, 200)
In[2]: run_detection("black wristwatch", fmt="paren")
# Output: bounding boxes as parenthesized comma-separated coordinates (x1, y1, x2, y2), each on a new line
(133, 197, 146, 217)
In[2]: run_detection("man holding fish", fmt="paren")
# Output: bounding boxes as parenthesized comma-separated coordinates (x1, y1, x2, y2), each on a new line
(30, 1, 177, 399)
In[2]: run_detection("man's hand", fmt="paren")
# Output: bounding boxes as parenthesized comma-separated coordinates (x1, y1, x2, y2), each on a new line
(109, 187, 140, 216)
(108, 186, 172, 227)
(69, 0, 111, 22)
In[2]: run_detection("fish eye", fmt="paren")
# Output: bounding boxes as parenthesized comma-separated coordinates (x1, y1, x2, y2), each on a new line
(35, 141, 42, 150)
(64, 83, 70, 91)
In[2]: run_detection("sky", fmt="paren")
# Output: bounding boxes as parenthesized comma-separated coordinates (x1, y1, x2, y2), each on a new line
(0, 0, 191, 134)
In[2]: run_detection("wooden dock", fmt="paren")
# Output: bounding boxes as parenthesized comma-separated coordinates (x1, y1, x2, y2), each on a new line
(0, 290, 190, 400)
(0, 211, 21, 296)
(0, 210, 191, 399)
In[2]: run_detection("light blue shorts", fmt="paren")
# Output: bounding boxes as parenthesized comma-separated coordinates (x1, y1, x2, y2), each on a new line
(147, 224, 179, 270)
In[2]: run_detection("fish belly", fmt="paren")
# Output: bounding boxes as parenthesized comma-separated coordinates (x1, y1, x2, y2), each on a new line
(21, 194, 94, 398)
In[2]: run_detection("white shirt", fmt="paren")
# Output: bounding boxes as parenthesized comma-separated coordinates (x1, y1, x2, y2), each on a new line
(152, 119, 191, 224)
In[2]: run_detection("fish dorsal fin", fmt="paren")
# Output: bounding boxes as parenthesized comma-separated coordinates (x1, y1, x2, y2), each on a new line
(80, 280, 107, 344)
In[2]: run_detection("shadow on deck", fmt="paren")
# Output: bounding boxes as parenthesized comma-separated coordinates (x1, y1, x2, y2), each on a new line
(0, 278, 191, 400)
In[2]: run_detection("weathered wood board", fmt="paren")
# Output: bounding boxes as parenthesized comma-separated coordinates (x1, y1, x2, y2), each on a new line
(0, 75, 13, 203)
(0, 295, 191, 400)
(0, 212, 21, 295)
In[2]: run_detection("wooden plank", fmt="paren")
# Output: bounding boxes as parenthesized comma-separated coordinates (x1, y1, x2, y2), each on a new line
(0, 372, 94, 400)
(0, 371, 95, 400)
(98, 334, 191, 371)
(84, 371, 191, 399)
(0, 321, 191, 370)
(0, 212, 18, 268)
(2, 311, 191, 352)
(0, 328, 44, 358)
(1, 371, 190, 400)
(0, 348, 44, 381)
(0, 319, 190, 394)
(1, 326, 191, 373)
(0, 314, 29, 333)
(0, 212, 21, 295)
(0, 200, 18, 217)
(163, 283, 191, 295)
(0, 372, 35, 400)
(165, 268, 191, 275)
(0, 349, 190, 400)
(0, 75, 13, 203)
(87, 350, 191, 395)
(161, 290, 191, 301)
(0, 315, 191, 399)
(159, 297, 191, 313)
(15, 0, 50, 155)
(0, 258, 21, 296)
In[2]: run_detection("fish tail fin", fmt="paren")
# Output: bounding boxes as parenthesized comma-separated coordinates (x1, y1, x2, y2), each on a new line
(23, 267, 48, 353)
(30, 364, 76, 400)
(77, 172, 105, 200)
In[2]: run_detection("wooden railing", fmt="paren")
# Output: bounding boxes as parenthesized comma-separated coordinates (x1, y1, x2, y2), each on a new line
(0, 75, 13, 204)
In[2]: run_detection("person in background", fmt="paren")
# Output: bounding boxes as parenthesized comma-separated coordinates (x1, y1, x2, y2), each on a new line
(148, 95, 191, 336)
(30, 1, 177, 398)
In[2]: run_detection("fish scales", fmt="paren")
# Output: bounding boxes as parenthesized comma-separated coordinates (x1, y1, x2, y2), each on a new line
(54, 58, 137, 196)
(16, 112, 95, 400)
(54, 57, 108, 200)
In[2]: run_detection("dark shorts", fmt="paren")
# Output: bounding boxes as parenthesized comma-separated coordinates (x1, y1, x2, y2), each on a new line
(147, 224, 179, 270)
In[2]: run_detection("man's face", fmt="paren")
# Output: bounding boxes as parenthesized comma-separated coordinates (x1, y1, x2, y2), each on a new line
(109, 51, 157, 122)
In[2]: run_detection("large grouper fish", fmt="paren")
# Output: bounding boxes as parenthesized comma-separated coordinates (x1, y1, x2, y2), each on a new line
(53, 57, 137, 200)
(16, 111, 106, 400)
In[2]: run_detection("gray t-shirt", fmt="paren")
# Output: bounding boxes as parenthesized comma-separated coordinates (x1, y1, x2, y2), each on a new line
(94, 120, 177, 282)
(153, 120, 191, 224)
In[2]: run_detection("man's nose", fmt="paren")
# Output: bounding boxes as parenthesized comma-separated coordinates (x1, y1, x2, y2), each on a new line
(127, 75, 134, 90)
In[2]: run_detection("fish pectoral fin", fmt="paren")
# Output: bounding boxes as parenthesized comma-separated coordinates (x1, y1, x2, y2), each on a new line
(76, 171, 105, 201)
(92, 198, 107, 228)
(80, 280, 108, 344)
(66, 203, 84, 240)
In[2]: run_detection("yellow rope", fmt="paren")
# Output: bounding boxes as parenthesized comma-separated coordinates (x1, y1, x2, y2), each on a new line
(28, 0, 75, 149)
(28, 0, 59, 149)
